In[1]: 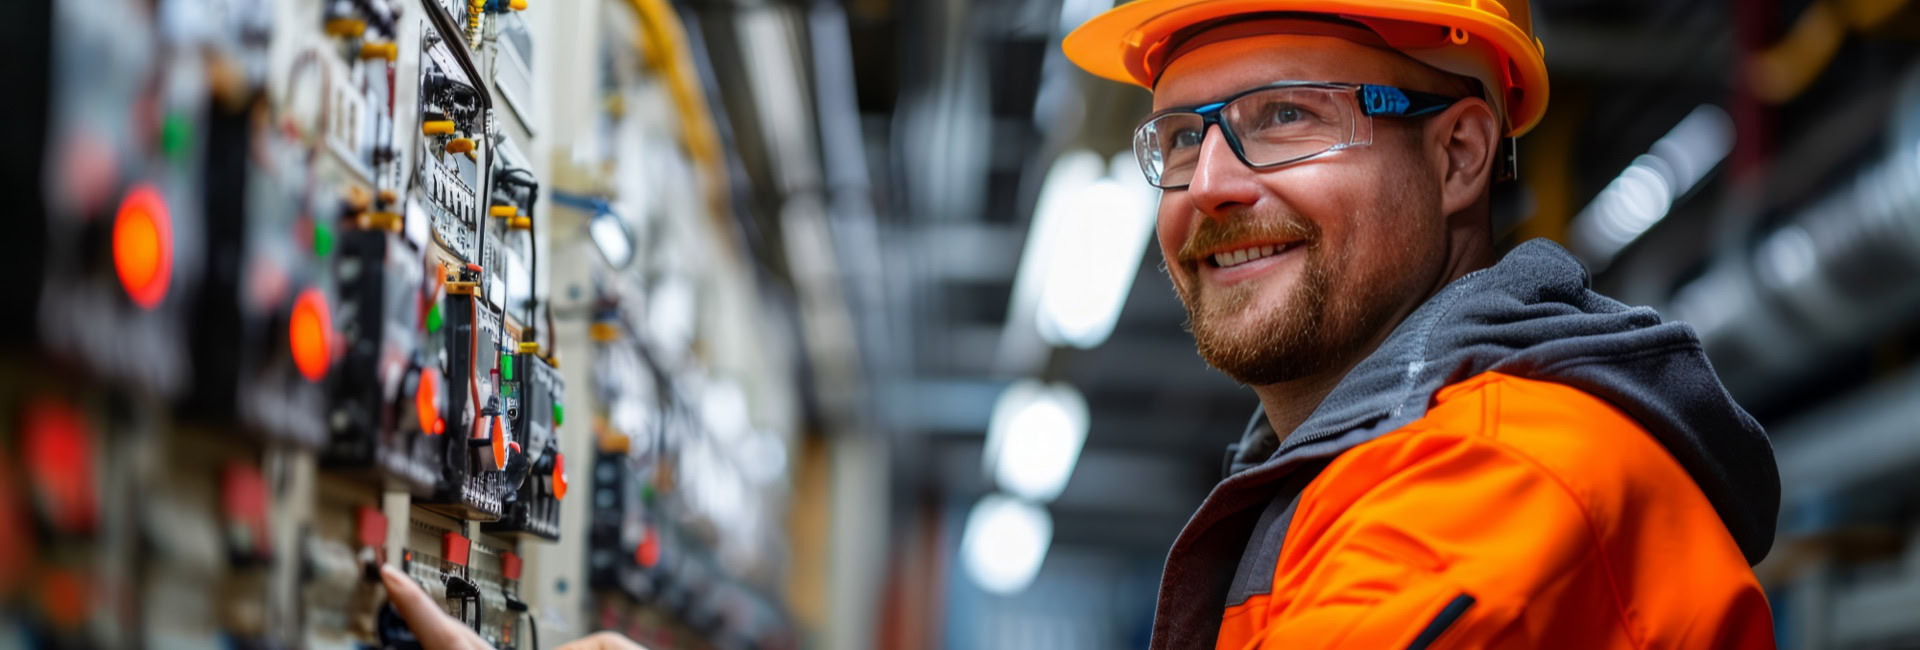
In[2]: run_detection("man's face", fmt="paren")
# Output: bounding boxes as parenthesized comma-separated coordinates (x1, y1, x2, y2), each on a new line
(1152, 34, 1453, 386)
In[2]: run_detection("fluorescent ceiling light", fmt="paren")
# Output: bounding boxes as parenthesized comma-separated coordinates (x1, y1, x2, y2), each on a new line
(1057, 0, 1116, 36)
(959, 494, 1053, 596)
(588, 210, 635, 269)
(1020, 150, 1159, 349)
(982, 380, 1089, 502)
(1570, 105, 1734, 267)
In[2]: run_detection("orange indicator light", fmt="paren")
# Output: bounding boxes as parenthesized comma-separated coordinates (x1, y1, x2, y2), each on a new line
(289, 289, 333, 381)
(112, 185, 173, 309)
(417, 368, 444, 435)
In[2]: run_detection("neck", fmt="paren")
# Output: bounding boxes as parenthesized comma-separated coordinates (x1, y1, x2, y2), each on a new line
(1251, 225, 1495, 440)
(1249, 365, 1354, 439)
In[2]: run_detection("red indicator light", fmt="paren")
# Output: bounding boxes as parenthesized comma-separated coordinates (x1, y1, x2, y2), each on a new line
(21, 398, 97, 535)
(636, 526, 660, 568)
(290, 289, 333, 381)
(112, 185, 173, 308)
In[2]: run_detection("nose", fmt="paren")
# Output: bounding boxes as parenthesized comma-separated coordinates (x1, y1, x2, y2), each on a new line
(1185, 126, 1261, 219)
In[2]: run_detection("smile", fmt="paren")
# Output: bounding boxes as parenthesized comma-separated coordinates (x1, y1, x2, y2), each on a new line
(1208, 242, 1300, 268)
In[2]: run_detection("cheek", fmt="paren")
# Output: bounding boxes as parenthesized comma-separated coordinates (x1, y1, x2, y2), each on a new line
(1263, 161, 1405, 275)
(1155, 195, 1190, 264)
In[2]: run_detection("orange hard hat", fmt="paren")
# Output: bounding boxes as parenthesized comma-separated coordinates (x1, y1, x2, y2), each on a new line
(1062, 0, 1549, 137)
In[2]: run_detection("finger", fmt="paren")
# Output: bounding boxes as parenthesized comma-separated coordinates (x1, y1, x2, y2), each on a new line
(554, 631, 649, 650)
(380, 565, 481, 650)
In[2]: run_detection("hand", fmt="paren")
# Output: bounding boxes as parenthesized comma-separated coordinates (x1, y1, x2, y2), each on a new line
(380, 564, 494, 650)
(380, 564, 650, 650)
(555, 631, 650, 650)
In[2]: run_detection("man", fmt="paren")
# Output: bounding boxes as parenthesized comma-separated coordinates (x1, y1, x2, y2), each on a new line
(1062, 1, 1778, 648)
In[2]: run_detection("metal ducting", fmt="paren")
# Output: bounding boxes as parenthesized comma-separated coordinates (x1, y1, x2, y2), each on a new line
(1668, 64, 1920, 405)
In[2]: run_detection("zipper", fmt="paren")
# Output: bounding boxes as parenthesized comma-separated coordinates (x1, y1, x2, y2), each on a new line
(1407, 593, 1476, 650)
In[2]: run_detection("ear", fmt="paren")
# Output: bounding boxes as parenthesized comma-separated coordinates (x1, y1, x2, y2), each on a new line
(1430, 97, 1500, 217)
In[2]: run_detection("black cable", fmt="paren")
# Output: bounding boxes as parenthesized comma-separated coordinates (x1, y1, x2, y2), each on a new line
(493, 167, 542, 345)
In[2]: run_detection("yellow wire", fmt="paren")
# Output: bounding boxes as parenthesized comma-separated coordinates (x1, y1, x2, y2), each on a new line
(619, 0, 736, 248)
(1750, 0, 1912, 103)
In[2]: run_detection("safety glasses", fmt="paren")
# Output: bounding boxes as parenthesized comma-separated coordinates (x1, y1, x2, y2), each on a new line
(1133, 82, 1463, 189)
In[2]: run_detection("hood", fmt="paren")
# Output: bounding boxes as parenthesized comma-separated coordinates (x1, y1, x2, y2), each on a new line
(1223, 238, 1779, 565)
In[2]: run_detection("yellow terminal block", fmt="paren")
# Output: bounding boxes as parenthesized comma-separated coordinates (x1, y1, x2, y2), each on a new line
(510, 0, 528, 9)
(589, 322, 620, 342)
(343, 185, 372, 212)
(489, 205, 517, 219)
(446, 281, 479, 296)
(518, 342, 540, 354)
(445, 137, 476, 154)
(324, 17, 367, 37)
(360, 42, 398, 61)
(598, 430, 630, 454)
(421, 120, 456, 136)
(358, 212, 403, 232)
(509, 217, 532, 230)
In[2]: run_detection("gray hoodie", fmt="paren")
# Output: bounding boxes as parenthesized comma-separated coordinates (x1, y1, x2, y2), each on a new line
(1149, 238, 1780, 649)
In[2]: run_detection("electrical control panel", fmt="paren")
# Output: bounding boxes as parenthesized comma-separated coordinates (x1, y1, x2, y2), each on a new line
(422, 278, 514, 521)
(179, 102, 337, 446)
(414, 15, 491, 271)
(486, 353, 565, 540)
(325, 229, 444, 493)
(8, 0, 796, 646)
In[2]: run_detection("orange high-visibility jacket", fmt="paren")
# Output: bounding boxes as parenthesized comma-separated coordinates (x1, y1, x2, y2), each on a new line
(1150, 241, 1780, 649)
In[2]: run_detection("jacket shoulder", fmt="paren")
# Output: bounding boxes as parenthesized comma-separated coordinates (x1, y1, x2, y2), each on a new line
(1414, 371, 1675, 497)
(1261, 371, 1770, 648)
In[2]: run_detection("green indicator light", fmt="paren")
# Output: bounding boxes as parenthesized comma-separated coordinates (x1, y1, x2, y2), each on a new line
(501, 353, 513, 381)
(313, 221, 335, 257)
(552, 402, 564, 426)
(427, 302, 444, 333)
(161, 114, 190, 158)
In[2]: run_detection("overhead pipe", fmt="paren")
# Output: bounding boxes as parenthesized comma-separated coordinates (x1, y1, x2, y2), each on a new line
(1667, 64, 1920, 404)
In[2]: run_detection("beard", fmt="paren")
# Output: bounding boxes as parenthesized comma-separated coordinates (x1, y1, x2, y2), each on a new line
(1169, 196, 1432, 386)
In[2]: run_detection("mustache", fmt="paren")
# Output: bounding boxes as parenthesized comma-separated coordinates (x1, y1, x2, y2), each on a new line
(1175, 212, 1320, 263)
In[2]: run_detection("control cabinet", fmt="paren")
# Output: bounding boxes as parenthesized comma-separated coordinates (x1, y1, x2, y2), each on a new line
(8, 0, 798, 646)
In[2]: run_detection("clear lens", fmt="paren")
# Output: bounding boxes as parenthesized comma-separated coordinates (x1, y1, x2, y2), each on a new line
(1133, 85, 1363, 189)
(1223, 87, 1354, 166)
(1134, 112, 1206, 188)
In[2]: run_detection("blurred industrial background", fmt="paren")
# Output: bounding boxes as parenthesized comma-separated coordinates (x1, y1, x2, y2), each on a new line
(1, 0, 1918, 648)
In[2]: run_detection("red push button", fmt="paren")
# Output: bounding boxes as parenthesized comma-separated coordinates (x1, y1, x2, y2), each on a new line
(501, 551, 522, 581)
(441, 532, 470, 568)
(356, 506, 387, 549)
